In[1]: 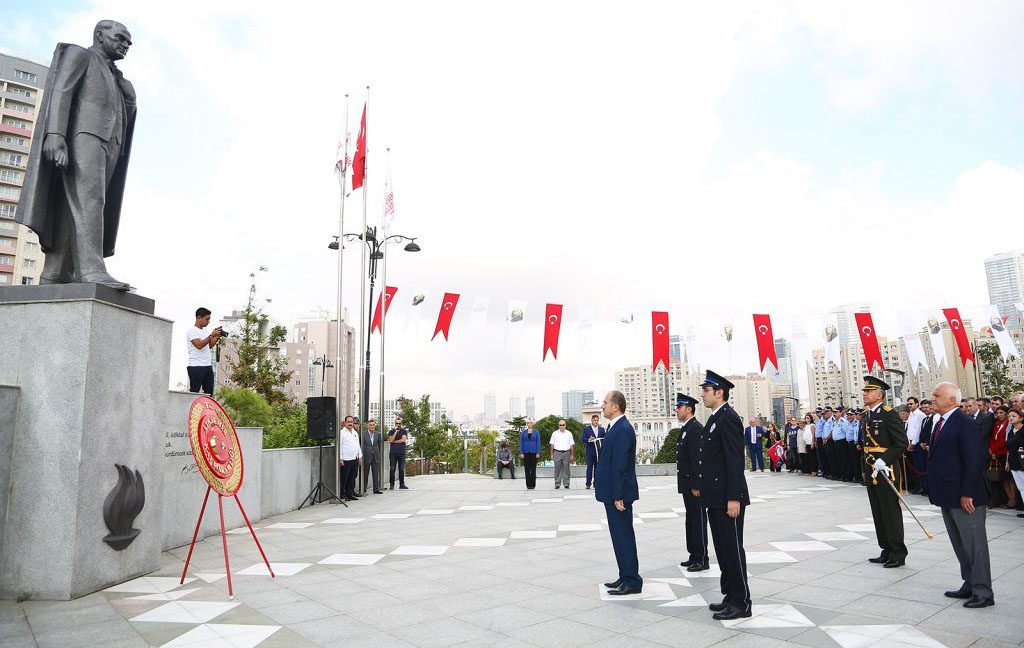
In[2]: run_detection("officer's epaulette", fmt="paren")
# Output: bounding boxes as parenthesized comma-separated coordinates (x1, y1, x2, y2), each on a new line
(882, 405, 893, 411)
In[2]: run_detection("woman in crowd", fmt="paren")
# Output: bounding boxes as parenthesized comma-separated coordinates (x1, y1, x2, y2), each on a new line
(787, 417, 801, 472)
(801, 413, 817, 475)
(519, 419, 541, 490)
(1001, 407, 1022, 515)
(989, 405, 1012, 509)
(766, 428, 786, 472)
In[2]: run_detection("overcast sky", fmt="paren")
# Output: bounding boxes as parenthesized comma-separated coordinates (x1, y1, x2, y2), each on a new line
(5, 1, 1024, 418)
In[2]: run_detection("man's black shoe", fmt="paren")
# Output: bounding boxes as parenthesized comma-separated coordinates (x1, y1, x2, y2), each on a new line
(680, 559, 694, 567)
(373, 490, 383, 494)
(608, 586, 642, 596)
(399, 485, 409, 489)
(604, 579, 622, 589)
(963, 596, 994, 608)
(712, 606, 751, 620)
(944, 588, 971, 599)
(868, 555, 889, 564)
(687, 563, 710, 572)
(708, 599, 729, 612)
(389, 485, 395, 490)
(883, 558, 905, 568)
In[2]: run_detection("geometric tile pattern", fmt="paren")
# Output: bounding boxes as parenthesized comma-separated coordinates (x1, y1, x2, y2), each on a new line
(161, 623, 283, 647)
(719, 603, 815, 629)
(105, 576, 195, 594)
(820, 624, 946, 647)
(129, 600, 240, 623)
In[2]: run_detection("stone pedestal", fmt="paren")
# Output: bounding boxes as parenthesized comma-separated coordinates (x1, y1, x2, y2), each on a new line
(0, 287, 169, 600)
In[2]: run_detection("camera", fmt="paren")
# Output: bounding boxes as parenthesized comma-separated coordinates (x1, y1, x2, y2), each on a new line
(215, 326, 231, 338)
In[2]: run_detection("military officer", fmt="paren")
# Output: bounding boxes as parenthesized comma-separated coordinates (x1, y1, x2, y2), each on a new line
(861, 376, 909, 568)
(697, 371, 752, 620)
(675, 393, 709, 572)
(846, 408, 862, 484)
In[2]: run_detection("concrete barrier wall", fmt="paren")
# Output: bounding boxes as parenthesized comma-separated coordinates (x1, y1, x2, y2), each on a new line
(259, 445, 335, 518)
(0, 386, 18, 560)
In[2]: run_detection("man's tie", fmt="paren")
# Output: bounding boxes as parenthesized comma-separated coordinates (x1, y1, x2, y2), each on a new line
(931, 417, 943, 448)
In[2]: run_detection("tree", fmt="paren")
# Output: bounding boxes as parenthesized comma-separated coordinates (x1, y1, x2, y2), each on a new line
(655, 427, 681, 463)
(534, 414, 585, 462)
(225, 271, 292, 406)
(399, 394, 446, 473)
(977, 340, 1024, 397)
(473, 429, 498, 473)
(263, 401, 310, 449)
(217, 386, 272, 427)
(503, 416, 527, 456)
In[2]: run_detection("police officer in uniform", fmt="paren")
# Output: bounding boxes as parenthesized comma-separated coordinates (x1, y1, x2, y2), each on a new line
(697, 371, 752, 620)
(675, 393, 709, 571)
(861, 375, 909, 568)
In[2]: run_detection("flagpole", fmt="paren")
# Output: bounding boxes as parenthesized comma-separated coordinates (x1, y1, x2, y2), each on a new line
(378, 147, 390, 491)
(335, 93, 350, 498)
(358, 86, 369, 493)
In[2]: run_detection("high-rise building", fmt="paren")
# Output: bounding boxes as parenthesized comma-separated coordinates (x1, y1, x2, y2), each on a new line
(509, 395, 521, 418)
(525, 395, 536, 420)
(669, 334, 682, 362)
(985, 251, 1024, 324)
(561, 389, 594, 422)
(614, 362, 699, 456)
(370, 398, 445, 429)
(768, 338, 799, 422)
(1, 54, 48, 287)
(484, 392, 496, 421)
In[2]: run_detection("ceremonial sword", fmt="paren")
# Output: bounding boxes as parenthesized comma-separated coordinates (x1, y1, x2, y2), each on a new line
(863, 453, 934, 540)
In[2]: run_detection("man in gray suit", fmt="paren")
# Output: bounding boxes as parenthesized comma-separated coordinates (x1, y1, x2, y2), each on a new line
(361, 420, 384, 494)
(18, 20, 136, 290)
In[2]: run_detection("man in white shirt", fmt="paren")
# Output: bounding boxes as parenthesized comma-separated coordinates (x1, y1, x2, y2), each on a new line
(550, 420, 575, 489)
(186, 307, 221, 395)
(905, 397, 926, 494)
(338, 415, 363, 501)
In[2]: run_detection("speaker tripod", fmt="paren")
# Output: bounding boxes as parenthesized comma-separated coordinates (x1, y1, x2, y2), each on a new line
(299, 439, 346, 509)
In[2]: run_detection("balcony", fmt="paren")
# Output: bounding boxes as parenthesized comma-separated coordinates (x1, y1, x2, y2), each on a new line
(0, 264, 15, 274)
(0, 140, 29, 155)
(2, 91, 36, 104)
(0, 107, 35, 121)
(0, 123, 32, 138)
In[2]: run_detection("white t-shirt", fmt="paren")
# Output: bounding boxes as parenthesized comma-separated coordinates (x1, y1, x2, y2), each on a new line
(187, 326, 212, 367)
(550, 429, 575, 451)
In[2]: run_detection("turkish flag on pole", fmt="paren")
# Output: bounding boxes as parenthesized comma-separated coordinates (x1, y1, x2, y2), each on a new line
(752, 314, 778, 372)
(371, 286, 397, 333)
(942, 307, 975, 367)
(543, 304, 563, 361)
(854, 312, 885, 372)
(351, 103, 367, 190)
(432, 293, 460, 341)
(652, 311, 670, 372)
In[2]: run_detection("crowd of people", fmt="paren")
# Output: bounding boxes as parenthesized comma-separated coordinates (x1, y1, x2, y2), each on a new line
(744, 394, 1024, 519)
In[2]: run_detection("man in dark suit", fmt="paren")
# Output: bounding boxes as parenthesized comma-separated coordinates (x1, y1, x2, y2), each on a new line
(361, 420, 384, 494)
(913, 400, 935, 496)
(18, 20, 137, 289)
(743, 418, 765, 472)
(927, 383, 994, 608)
(969, 398, 994, 452)
(698, 371, 752, 621)
(595, 390, 642, 595)
(675, 393, 709, 571)
(861, 376, 909, 568)
(582, 414, 606, 490)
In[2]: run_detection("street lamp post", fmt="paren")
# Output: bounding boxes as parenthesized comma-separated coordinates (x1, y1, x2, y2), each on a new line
(336, 226, 420, 492)
(312, 355, 334, 398)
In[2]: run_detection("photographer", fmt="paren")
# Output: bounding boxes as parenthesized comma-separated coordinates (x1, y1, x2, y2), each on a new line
(186, 307, 222, 395)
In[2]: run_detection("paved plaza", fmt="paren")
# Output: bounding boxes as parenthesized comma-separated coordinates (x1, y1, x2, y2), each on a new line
(2, 471, 1022, 647)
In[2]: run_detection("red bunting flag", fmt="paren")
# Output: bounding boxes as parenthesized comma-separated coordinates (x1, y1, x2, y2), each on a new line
(752, 314, 778, 372)
(942, 307, 975, 367)
(652, 311, 670, 372)
(371, 286, 398, 333)
(854, 312, 885, 372)
(432, 293, 460, 341)
(351, 103, 367, 190)
(543, 303, 563, 361)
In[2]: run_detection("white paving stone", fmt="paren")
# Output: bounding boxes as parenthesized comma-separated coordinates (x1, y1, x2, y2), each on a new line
(263, 522, 314, 529)
(373, 513, 413, 519)
(127, 588, 200, 602)
(321, 517, 366, 524)
(648, 577, 691, 587)
(779, 490, 811, 495)
(319, 553, 385, 565)
(770, 540, 836, 552)
(659, 593, 708, 607)
(806, 531, 869, 541)
(720, 603, 815, 629)
(745, 551, 797, 563)
(194, 573, 226, 584)
(453, 537, 507, 547)
(391, 545, 450, 556)
(161, 623, 282, 647)
(678, 564, 722, 578)
(837, 523, 877, 532)
(496, 501, 530, 507)
(821, 624, 946, 647)
(416, 509, 455, 515)
(638, 512, 678, 519)
(532, 498, 563, 503)
(130, 600, 240, 624)
(557, 524, 602, 531)
(236, 562, 310, 576)
(510, 530, 557, 539)
(458, 505, 495, 510)
(105, 576, 195, 594)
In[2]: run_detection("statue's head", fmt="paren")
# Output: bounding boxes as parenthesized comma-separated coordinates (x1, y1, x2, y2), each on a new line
(94, 20, 131, 61)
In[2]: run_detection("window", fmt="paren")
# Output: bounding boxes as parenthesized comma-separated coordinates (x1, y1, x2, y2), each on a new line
(2, 136, 27, 146)
(0, 186, 19, 199)
(0, 274, 9, 284)
(0, 255, 13, 265)
(0, 204, 15, 218)
(8, 88, 33, 99)
(296, 359, 302, 365)
(3, 154, 24, 166)
(24, 241, 38, 253)
(0, 238, 11, 249)
(21, 276, 33, 285)
(2, 118, 29, 129)
(6, 103, 30, 114)
(0, 169, 22, 182)
(0, 221, 13, 232)
(22, 258, 35, 268)
(14, 70, 37, 83)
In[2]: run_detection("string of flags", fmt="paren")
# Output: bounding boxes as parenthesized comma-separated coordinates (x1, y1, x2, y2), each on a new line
(368, 288, 1020, 373)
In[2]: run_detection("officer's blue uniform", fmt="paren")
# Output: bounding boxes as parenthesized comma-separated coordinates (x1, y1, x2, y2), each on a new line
(676, 407, 709, 569)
